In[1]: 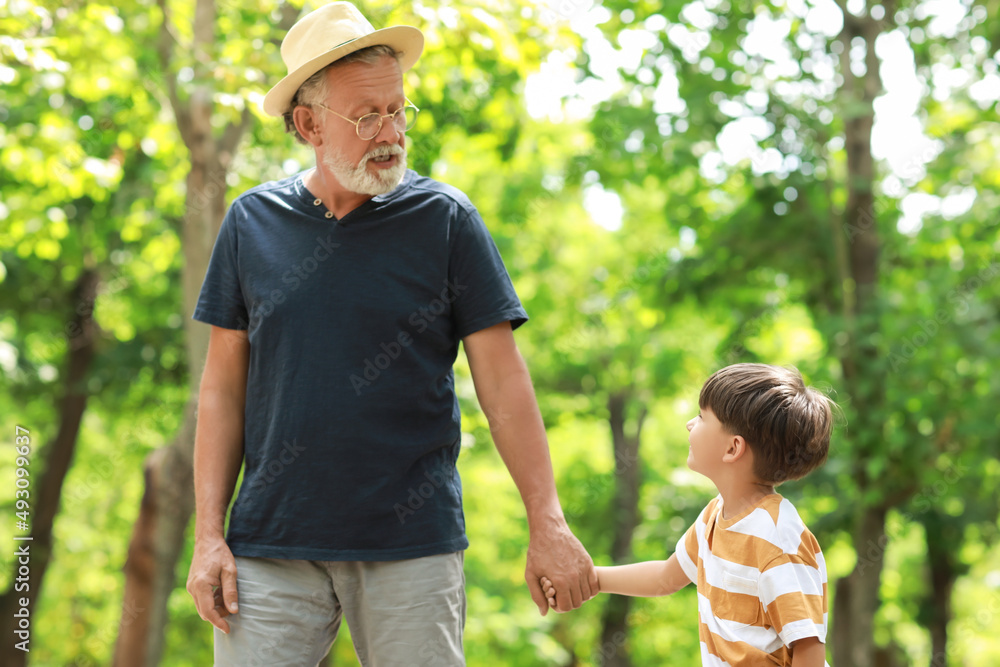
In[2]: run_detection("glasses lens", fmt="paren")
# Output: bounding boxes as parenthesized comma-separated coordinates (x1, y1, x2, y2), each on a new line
(400, 105, 418, 130)
(357, 113, 382, 140)
(390, 106, 417, 133)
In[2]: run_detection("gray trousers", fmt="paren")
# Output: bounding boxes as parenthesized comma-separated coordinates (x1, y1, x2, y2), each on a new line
(214, 552, 466, 667)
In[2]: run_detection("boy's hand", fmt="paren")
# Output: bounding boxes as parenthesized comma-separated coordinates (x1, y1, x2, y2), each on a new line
(525, 521, 597, 614)
(540, 576, 557, 609)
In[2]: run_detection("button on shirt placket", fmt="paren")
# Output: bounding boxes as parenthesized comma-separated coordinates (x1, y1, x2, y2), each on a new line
(313, 197, 334, 219)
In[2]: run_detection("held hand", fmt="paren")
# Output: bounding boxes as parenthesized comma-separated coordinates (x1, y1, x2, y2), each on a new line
(186, 536, 239, 634)
(525, 521, 597, 615)
(540, 576, 557, 609)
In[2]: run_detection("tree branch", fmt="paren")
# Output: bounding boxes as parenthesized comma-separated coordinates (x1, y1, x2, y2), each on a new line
(271, 2, 303, 51)
(156, 0, 189, 141)
(219, 105, 254, 165)
(193, 0, 216, 63)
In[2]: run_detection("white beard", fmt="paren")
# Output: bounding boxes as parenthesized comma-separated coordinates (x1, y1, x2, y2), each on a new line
(321, 143, 407, 196)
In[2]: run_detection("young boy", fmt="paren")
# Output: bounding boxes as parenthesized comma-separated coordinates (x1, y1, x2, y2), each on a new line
(544, 363, 833, 666)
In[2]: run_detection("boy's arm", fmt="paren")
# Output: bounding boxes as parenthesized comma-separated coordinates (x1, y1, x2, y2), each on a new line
(595, 553, 692, 597)
(790, 637, 826, 666)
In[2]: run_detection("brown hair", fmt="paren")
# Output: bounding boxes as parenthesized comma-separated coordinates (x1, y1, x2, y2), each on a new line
(283, 44, 401, 144)
(699, 363, 833, 484)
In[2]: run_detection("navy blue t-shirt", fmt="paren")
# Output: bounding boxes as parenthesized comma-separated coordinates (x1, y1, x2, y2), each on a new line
(192, 168, 527, 561)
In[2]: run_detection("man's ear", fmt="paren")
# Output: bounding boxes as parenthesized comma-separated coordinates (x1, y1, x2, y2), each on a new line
(293, 106, 324, 147)
(722, 435, 748, 463)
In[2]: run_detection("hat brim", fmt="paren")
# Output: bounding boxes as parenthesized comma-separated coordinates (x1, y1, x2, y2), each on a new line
(262, 25, 423, 117)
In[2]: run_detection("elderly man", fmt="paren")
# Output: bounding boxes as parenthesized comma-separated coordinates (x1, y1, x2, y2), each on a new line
(185, 3, 596, 665)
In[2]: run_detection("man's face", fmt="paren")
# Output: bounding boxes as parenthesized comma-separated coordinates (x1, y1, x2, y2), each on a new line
(316, 55, 408, 195)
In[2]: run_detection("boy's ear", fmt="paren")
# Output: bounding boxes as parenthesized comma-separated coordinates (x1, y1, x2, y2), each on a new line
(722, 435, 748, 463)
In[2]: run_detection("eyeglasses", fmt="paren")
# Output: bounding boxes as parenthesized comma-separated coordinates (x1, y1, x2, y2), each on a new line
(312, 99, 419, 140)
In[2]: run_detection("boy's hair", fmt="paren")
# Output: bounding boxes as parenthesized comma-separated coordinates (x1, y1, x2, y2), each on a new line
(699, 363, 833, 484)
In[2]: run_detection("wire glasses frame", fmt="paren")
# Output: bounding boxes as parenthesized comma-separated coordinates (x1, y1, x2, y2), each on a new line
(312, 99, 419, 140)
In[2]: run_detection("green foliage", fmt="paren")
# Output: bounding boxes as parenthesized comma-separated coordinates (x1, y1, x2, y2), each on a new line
(1, 0, 998, 665)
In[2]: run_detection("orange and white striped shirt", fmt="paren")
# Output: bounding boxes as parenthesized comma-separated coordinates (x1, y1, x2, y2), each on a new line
(675, 494, 829, 666)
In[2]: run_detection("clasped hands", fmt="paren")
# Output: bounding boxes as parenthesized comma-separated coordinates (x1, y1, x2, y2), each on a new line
(525, 521, 599, 615)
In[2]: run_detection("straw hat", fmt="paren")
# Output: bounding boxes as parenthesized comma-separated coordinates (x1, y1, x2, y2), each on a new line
(262, 2, 424, 117)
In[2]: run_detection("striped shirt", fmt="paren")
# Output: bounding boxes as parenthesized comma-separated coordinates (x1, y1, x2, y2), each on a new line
(675, 494, 829, 666)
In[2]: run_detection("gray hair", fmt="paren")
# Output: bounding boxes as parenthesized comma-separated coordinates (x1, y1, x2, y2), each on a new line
(283, 44, 400, 145)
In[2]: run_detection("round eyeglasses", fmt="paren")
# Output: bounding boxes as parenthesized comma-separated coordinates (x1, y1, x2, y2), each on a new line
(312, 100, 419, 140)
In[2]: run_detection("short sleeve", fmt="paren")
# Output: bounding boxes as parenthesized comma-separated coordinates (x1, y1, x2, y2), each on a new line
(758, 549, 827, 647)
(448, 207, 528, 339)
(674, 505, 708, 583)
(192, 202, 249, 330)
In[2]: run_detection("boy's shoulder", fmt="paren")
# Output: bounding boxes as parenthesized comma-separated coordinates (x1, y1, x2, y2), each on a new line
(725, 494, 818, 560)
(700, 494, 724, 519)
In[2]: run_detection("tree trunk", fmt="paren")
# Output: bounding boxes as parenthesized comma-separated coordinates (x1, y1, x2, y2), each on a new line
(597, 392, 646, 667)
(829, 3, 890, 665)
(109, 128, 234, 663)
(111, 0, 263, 663)
(0, 270, 99, 667)
(113, 400, 199, 667)
(833, 505, 887, 666)
(924, 511, 958, 667)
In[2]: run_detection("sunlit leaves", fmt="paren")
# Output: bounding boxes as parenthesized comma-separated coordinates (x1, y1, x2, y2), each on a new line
(3, 0, 998, 665)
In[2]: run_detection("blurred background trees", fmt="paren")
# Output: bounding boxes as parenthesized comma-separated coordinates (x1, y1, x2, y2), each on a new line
(1, 0, 998, 664)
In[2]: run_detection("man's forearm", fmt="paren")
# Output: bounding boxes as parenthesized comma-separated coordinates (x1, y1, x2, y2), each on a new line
(483, 366, 564, 528)
(465, 323, 597, 612)
(193, 387, 245, 541)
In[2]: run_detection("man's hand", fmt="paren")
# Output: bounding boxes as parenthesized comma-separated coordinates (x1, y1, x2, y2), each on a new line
(525, 520, 597, 615)
(186, 536, 239, 634)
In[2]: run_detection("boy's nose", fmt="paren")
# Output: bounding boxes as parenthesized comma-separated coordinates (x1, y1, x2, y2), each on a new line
(686, 417, 695, 432)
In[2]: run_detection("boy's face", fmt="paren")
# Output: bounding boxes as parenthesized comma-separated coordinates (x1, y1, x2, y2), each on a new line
(686, 406, 735, 480)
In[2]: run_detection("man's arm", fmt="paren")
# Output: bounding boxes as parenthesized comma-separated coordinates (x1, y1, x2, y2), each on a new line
(185, 325, 249, 634)
(463, 321, 597, 615)
(790, 637, 827, 667)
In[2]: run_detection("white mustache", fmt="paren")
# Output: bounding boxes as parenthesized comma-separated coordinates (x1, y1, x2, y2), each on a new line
(364, 144, 405, 162)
